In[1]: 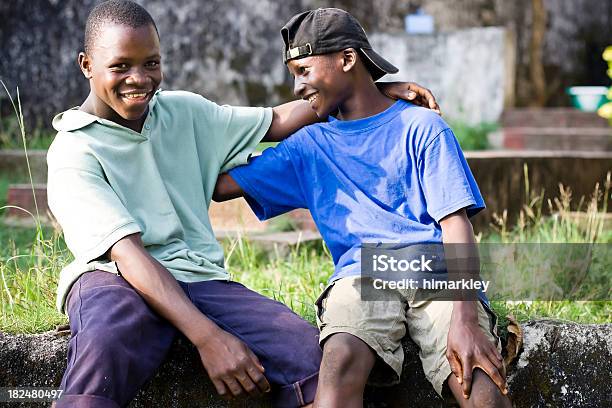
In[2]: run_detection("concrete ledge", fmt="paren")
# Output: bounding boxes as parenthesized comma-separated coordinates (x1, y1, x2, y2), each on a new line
(490, 128, 612, 151)
(1, 320, 610, 407)
(0, 150, 47, 183)
(465, 151, 612, 230)
(4, 152, 611, 233)
(501, 108, 610, 128)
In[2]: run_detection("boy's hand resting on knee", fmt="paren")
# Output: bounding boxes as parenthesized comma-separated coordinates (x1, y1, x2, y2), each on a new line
(194, 327, 271, 399)
(446, 312, 507, 399)
(109, 234, 270, 400)
(440, 210, 507, 400)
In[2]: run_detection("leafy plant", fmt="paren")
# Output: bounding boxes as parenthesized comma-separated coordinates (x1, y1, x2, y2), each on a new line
(449, 120, 496, 150)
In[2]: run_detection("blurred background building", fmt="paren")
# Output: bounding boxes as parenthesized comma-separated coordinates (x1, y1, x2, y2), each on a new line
(1, 0, 611, 127)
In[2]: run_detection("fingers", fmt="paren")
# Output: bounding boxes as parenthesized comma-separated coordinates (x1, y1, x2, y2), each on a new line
(476, 360, 509, 396)
(229, 351, 270, 398)
(447, 351, 463, 384)
(422, 89, 441, 115)
(488, 348, 504, 373)
(222, 368, 268, 399)
(247, 348, 266, 373)
(247, 365, 271, 394)
(423, 95, 441, 115)
(494, 347, 503, 362)
(223, 376, 247, 398)
(212, 379, 230, 399)
(461, 359, 473, 399)
(475, 349, 509, 396)
(234, 372, 263, 398)
(247, 351, 271, 393)
(430, 101, 442, 116)
(406, 83, 442, 115)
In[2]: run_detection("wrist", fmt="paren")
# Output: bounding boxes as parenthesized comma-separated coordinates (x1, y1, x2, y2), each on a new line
(451, 300, 479, 324)
(183, 316, 223, 349)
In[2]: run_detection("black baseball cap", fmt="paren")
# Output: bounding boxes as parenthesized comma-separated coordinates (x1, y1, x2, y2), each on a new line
(281, 8, 399, 81)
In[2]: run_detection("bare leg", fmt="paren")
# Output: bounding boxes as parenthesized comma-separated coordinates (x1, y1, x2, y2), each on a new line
(313, 333, 376, 408)
(446, 368, 512, 408)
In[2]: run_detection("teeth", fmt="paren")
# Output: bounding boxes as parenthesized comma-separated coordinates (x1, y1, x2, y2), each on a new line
(123, 93, 147, 99)
(307, 94, 318, 104)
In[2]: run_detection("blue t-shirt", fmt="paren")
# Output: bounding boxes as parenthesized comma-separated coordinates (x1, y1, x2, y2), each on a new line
(230, 100, 485, 282)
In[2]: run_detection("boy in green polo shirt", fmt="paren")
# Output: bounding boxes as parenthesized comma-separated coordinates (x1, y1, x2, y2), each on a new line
(47, 1, 440, 407)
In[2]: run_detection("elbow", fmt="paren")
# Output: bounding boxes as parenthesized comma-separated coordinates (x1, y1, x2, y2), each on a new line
(213, 173, 241, 202)
(212, 189, 223, 202)
(212, 183, 228, 202)
(108, 233, 143, 263)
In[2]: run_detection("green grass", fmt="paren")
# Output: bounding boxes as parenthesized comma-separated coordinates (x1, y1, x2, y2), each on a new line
(226, 237, 332, 324)
(0, 116, 55, 150)
(0, 225, 70, 333)
(1, 219, 608, 334)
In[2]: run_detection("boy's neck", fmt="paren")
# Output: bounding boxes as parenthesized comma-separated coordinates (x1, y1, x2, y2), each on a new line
(336, 81, 395, 121)
(80, 92, 146, 133)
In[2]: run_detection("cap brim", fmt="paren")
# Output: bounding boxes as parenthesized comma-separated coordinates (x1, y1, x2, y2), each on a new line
(359, 48, 399, 81)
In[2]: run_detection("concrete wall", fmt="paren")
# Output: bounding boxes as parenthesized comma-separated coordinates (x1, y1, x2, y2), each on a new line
(467, 150, 612, 231)
(371, 27, 511, 124)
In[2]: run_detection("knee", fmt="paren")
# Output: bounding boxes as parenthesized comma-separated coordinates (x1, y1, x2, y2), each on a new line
(467, 369, 511, 408)
(321, 333, 374, 381)
(468, 392, 510, 408)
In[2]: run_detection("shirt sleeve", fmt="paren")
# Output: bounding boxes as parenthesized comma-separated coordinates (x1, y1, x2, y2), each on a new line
(228, 139, 306, 220)
(417, 129, 485, 222)
(195, 96, 273, 173)
(47, 145, 141, 263)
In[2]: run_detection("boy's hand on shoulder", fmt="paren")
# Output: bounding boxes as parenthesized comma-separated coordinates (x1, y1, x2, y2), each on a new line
(194, 326, 271, 399)
(446, 310, 507, 400)
(377, 81, 442, 115)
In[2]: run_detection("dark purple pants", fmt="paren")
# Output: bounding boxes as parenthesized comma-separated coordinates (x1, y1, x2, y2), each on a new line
(55, 271, 321, 408)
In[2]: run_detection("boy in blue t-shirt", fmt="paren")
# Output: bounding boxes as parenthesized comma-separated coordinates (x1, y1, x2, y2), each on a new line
(214, 8, 511, 408)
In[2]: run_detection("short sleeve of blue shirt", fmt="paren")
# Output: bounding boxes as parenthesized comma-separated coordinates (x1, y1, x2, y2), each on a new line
(418, 129, 485, 222)
(229, 138, 306, 220)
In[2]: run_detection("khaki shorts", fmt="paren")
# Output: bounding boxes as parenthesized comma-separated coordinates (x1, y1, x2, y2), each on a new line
(315, 276, 500, 396)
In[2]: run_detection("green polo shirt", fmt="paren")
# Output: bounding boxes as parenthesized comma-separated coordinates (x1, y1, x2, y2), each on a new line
(48, 90, 272, 312)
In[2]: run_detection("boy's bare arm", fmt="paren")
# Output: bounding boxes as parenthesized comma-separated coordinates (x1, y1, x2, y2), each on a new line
(264, 82, 441, 142)
(439, 210, 508, 399)
(265, 100, 320, 142)
(213, 173, 244, 202)
(109, 234, 270, 398)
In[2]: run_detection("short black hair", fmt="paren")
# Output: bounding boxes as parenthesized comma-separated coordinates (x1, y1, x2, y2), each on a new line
(84, 0, 159, 53)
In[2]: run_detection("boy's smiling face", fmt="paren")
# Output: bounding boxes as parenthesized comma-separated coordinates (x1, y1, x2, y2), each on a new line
(287, 53, 351, 119)
(79, 23, 162, 127)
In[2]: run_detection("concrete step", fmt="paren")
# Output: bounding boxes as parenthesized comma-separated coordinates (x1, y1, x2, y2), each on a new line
(488, 127, 612, 151)
(0, 149, 47, 183)
(216, 230, 322, 258)
(501, 108, 610, 128)
(5, 184, 49, 219)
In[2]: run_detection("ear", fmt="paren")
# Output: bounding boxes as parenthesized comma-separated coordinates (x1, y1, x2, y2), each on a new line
(78, 52, 93, 79)
(341, 48, 358, 73)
